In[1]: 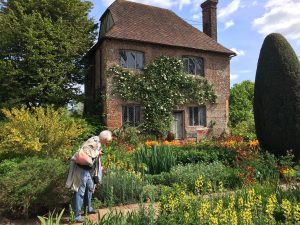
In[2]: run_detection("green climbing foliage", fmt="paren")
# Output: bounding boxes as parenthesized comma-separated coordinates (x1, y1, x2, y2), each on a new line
(108, 56, 217, 136)
(254, 33, 300, 160)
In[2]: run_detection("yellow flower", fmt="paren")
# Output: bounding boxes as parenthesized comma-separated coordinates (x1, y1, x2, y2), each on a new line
(281, 199, 292, 221)
(228, 194, 236, 210)
(238, 197, 244, 208)
(218, 181, 224, 193)
(195, 175, 204, 195)
(246, 188, 256, 210)
(213, 199, 223, 215)
(266, 194, 277, 222)
(207, 180, 213, 193)
(230, 210, 238, 225)
(219, 210, 228, 224)
(198, 200, 210, 221)
(293, 204, 300, 223)
(240, 208, 252, 225)
(208, 213, 218, 225)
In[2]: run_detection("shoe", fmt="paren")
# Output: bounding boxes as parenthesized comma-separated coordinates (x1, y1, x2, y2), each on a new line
(75, 217, 84, 223)
(88, 209, 97, 214)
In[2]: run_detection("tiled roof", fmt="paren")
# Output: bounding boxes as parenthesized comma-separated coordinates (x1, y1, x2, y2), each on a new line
(100, 0, 235, 55)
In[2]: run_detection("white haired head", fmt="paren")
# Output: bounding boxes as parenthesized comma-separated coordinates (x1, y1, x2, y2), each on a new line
(99, 130, 112, 143)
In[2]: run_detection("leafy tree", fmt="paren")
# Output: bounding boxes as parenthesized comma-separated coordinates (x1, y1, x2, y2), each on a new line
(254, 33, 300, 160)
(229, 80, 254, 127)
(109, 56, 217, 136)
(0, 0, 97, 108)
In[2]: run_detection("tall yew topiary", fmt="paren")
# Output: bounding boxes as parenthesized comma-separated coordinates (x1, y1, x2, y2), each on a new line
(254, 33, 300, 160)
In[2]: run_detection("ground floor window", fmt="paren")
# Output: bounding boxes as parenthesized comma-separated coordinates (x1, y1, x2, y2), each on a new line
(122, 105, 140, 126)
(188, 106, 206, 126)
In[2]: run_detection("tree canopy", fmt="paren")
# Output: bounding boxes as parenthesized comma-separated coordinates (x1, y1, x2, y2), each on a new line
(229, 80, 254, 127)
(0, 0, 97, 108)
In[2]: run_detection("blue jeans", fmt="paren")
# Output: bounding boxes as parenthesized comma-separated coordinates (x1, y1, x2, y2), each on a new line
(73, 170, 94, 220)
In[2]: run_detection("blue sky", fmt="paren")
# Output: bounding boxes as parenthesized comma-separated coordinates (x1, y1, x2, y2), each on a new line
(89, 0, 300, 87)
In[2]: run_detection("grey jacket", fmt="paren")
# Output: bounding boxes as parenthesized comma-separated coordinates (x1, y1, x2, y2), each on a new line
(65, 136, 103, 191)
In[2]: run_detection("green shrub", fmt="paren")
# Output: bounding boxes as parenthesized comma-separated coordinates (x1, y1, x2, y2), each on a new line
(239, 151, 279, 184)
(175, 145, 236, 166)
(0, 157, 69, 218)
(0, 157, 23, 176)
(95, 169, 147, 206)
(146, 162, 242, 192)
(113, 125, 142, 148)
(231, 119, 256, 141)
(254, 33, 300, 160)
(134, 145, 177, 175)
(0, 106, 92, 158)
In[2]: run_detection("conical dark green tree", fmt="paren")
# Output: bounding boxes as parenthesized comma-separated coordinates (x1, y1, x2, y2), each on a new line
(254, 33, 300, 160)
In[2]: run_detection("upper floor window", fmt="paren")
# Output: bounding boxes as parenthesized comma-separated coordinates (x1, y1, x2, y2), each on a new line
(120, 50, 144, 69)
(122, 105, 141, 126)
(183, 56, 204, 76)
(188, 106, 206, 126)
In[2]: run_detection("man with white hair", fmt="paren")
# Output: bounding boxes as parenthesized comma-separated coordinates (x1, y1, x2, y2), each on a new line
(66, 130, 112, 223)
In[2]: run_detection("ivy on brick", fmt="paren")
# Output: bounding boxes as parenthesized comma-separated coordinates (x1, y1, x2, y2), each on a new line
(108, 56, 217, 136)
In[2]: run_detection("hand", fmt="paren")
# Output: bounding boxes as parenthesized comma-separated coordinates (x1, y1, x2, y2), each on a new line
(93, 186, 96, 193)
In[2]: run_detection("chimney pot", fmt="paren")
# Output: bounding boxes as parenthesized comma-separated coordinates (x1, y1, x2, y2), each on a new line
(201, 0, 218, 41)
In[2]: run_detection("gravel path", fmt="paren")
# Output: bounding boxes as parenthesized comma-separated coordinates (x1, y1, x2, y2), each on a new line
(0, 203, 159, 225)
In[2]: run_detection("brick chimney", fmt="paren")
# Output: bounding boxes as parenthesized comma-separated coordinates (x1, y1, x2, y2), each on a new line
(201, 0, 218, 41)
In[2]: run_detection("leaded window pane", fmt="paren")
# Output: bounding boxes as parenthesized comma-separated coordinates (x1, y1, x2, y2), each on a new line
(189, 58, 196, 75)
(128, 106, 134, 125)
(199, 107, 206, 126)
(193, 106, 199, 125)
(122, 105, 140, 126)
(189, 107, 193, 126)
(126, 52, 136, 68)
(188, 106, 206, 126)
(136, 53, 144, 69)
(195, 58, 203, 76)
(120, 50, 144, 69)
(183, 58, 189, 74)
(182, 56, 204, 76)
(120, 51, 127, 68)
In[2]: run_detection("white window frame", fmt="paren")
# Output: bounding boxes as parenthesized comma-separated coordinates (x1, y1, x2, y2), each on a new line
(183, 56, 204, 76)
(188, 106, 206, 126)
(122, 105, 140, 126)
(120, 50, 144, 69)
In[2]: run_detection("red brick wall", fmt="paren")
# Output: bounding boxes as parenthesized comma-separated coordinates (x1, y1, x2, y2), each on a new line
(95, 38, 230, 137)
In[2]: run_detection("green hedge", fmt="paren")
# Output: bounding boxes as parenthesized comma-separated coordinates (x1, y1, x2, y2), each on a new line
(0, 157, 69, 218)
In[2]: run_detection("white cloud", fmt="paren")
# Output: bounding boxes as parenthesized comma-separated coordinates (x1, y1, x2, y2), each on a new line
(224, 20, 235, 30)
(192, 14, 200, 20)
(252, 1, 258, 6)
(253, 0, 300, 42)
(230, 74, 239, 80)
(178, 0, 191, 10)
(239, 70, 252, 74)
(218, 0, 241, 20)
(230, 48, 245, 56)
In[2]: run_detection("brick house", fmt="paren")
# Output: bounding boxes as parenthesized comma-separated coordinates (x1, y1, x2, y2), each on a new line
(85, 0, 235, 139)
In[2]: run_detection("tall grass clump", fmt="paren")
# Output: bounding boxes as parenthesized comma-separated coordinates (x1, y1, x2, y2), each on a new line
(134, 145, 177, 175)
(95, 169, 147, 206)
